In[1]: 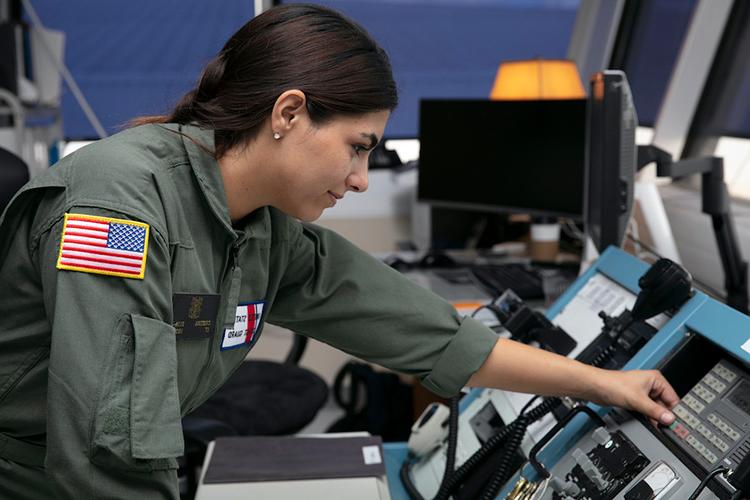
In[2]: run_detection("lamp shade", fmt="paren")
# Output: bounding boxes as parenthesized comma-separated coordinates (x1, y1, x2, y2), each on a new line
(490, 59, 586, 100)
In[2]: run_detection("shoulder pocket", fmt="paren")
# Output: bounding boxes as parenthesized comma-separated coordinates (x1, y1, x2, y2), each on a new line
(90, 314, 183, 471)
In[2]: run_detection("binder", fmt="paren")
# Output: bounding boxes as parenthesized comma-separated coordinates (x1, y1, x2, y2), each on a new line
(202, 435, 386, 484)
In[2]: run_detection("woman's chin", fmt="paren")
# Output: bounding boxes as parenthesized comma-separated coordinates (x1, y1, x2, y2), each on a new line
(295, 207, 324, 223)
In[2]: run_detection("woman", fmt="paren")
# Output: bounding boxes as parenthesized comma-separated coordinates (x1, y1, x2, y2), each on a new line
(0, 4, 677, 499)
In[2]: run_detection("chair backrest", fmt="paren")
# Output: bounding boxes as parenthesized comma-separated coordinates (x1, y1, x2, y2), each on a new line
(0, 147, 30, 213)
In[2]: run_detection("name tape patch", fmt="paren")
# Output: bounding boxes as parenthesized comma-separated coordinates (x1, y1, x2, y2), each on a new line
(222, 301, 265, 351)
(56, 213, 149, 279)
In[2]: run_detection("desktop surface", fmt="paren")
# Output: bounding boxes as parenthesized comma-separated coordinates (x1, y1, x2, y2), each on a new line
(401, 268, 490, 304)
(389, 251, 579, 307)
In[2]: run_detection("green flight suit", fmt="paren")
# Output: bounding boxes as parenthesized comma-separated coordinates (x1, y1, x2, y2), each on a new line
(0, 123, 498, 499)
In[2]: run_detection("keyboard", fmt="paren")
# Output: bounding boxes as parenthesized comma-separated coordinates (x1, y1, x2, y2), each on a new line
(470, 263, 545, 300)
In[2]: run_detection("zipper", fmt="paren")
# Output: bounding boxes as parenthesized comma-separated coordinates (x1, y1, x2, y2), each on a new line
(182, 240, 241, 411)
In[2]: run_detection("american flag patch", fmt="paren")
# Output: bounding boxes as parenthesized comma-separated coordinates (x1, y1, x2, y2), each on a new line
(56, 213, 150, 279)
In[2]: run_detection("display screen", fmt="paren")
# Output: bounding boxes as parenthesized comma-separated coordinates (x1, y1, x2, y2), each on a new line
(418, 99, 586, 219)
(728, 379, 750, 416)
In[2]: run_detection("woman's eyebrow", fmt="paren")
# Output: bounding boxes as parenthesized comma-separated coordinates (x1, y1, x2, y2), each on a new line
(360, 132, 379, 149)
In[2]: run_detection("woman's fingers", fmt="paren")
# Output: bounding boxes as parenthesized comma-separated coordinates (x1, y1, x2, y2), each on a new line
(598, 369, 678, 425)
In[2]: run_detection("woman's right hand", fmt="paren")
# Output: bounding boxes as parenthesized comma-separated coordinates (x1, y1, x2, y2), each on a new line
(583, 368, 679, 426)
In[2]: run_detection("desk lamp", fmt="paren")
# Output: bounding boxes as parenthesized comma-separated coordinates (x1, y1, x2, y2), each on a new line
(490, 58, 586, 261)
(490, 59, 586, 101)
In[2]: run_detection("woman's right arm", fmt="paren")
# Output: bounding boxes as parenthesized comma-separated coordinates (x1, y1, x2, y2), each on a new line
(468, 337, 678, 424)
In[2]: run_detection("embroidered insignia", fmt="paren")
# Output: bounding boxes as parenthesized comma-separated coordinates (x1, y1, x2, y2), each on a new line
(56, 213, 149, 279)
(173, 293, 220, 339)
(221, 301, 265, 350)
(188, 296, 204, 320)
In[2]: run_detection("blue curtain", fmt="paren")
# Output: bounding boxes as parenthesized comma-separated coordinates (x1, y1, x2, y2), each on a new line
(31, 0, 253, 139)
(298, 0, 579, 138)
(33, 0, 578, 139)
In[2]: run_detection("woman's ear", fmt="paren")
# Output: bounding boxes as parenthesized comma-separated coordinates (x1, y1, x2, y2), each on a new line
(271, 89, 307, 137)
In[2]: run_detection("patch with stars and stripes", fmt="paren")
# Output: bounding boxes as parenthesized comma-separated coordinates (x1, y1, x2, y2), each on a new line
(56, 213, 149, 279)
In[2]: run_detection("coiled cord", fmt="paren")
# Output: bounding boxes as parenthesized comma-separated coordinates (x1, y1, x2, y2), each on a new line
(401, 311, 628, 500)
(586, 316, 636, 368)
(400, 454, 427, 500)
(434, 396, 460, 498)
(479, 415, 530, 499)
(433, 397, 561, 500)
(588, 343, 618, 368)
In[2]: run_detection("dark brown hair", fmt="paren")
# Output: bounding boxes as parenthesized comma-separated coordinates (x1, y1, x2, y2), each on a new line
(133, 3, 398, 157)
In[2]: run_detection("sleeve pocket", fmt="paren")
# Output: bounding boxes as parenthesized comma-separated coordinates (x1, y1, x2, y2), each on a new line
(90, 314, 183, 471)
(130, 314, 184, 459)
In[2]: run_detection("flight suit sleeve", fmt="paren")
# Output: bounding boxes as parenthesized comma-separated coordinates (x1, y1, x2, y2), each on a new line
(267, 222, 498, 398)
(33, 204, 181, 499)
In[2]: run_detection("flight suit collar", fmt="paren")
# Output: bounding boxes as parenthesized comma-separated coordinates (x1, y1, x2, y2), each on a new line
(177, 123, 269, 242)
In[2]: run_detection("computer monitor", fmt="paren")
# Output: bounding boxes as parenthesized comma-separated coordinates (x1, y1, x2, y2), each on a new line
(585, 70, 638, 253)
(417, 99, 586, 221)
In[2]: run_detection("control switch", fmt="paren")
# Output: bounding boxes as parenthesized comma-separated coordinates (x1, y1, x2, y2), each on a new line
(572, 448, 609, 490)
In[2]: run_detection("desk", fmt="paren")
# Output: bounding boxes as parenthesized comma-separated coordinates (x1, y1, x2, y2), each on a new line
(399, 263, 578, 312)
(400, 268, 491, 304)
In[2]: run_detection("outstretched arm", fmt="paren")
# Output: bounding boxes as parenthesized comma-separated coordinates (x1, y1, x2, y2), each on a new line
(467, 338, 679, 425)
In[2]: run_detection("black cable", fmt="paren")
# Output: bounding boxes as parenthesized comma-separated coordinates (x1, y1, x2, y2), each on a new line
(479, 416, 530, 500)
(403, 397, 560, 500)
(478, 397, 567, 499)
(434, 396, 459, 499)
(520, 395, 540, 416)
(407, 300, 589, 500)
(588, 342, 619, 368)
(586, 315, 636, 369)
(687, 466, 729, 500)
(399, 396, 459, 500)
(475, 344, 626, 500)
(492, 315, 632, 500)
(400, 454, 426, 500)
(434, 397, 561, 500)
(432, 422, 514, 500)
(471, 304, 492, 318)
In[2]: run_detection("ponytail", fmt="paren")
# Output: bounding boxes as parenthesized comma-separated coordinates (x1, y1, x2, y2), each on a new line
(195, 55, 227, 103)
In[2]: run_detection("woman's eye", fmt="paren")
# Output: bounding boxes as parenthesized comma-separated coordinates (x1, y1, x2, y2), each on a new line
(353, 144, 367, 155)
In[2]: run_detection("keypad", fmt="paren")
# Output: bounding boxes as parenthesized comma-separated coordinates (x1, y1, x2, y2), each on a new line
(707, 413, 741, 441)
(693, 384, 716, 403)
(683, 394, 705, 414)
(695, 424, 730, 453)
(713, 364, 738, 383)
(709, 434, 730, 453)
(696, 423, 711, 440)
(665, 360, 749, 471)
(702, 373, 727, 394)
(686, 435, 718, 464)
(672, 422, 690, 439)
(673, 405, 700, 429)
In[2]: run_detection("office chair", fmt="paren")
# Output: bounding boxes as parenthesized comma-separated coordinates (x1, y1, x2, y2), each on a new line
(180, 334, 329, 498)
(0, 147, 30, 213)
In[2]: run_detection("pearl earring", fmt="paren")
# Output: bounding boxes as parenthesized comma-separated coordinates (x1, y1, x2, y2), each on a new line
(273, 132, 281, 140)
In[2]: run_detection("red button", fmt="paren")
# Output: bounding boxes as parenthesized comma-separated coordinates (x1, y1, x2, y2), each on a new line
(673, 424, 690, 439)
